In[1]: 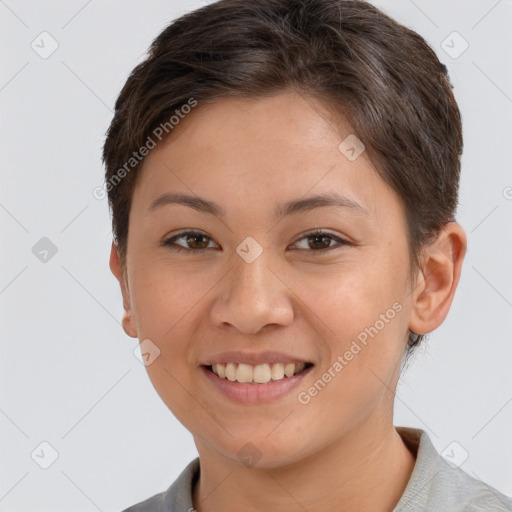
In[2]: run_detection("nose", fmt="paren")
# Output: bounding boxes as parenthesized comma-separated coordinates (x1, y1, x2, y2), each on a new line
(210, 249, 294, 334)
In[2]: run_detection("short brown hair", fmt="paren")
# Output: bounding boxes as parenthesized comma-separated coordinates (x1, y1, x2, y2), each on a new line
(102, 0, 463, 356)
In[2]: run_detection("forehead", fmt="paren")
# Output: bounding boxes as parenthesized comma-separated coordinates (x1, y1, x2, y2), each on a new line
(131, 91, 402, 225)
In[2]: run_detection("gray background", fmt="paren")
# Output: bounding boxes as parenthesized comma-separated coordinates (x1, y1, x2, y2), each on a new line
(1, 0, 511, 510)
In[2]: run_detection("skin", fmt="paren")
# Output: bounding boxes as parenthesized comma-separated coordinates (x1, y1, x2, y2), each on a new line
(110, 90, 466, 512)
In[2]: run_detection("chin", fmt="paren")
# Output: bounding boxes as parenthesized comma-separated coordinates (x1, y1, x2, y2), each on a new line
(207, 432, 312, 470)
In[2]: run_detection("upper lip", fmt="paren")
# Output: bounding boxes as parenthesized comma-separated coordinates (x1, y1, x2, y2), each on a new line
(201, 350, 313, 366)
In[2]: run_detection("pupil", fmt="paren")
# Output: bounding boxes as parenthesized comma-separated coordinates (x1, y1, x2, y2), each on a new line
(189, 234, 206, 248)
(311, 235, 328, 249)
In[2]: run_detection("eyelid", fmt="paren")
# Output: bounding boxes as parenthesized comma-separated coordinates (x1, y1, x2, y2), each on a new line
(162, 228, 352, 252)
(289, 229, 352, 252)
(292, 228, 346, 243)
(162, 229, 219, 250)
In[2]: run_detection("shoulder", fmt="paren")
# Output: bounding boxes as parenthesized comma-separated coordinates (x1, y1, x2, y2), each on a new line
(430, 464, 512, 511)
(121, 491, 166, 512)
(394, 427, 512, 512)
(425, 464, 512, 512)
(119, 458, 200, 512)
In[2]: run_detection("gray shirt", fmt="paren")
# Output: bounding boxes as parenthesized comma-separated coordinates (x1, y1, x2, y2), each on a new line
(122, 427, 512, 511)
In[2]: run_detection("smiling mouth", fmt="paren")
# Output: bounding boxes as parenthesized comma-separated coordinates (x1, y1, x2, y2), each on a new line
(205, 362, 314, 384)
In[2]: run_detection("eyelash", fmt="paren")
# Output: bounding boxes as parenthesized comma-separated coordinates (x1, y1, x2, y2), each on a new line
(161, 229, 352, 255)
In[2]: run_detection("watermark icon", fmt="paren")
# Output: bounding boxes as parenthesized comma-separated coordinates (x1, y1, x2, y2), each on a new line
(237, 442, 263, 467)
(441, 31, 469, 60)
(133, 338, 161, 366)
(297, 301, 402, 405)
(32, 237, 58, 263)
(93, 97, 198, 200)
(338, 134, 365, 162)
(31, 31, 59, 59)
(503, 186, 512, 200)
(236, 236, 263, 263)
(31, 441, 59, 469)
(441, 441, 469, 469)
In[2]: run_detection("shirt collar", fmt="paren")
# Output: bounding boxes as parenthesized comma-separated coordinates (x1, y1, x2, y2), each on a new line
(162, 427, 437, 511)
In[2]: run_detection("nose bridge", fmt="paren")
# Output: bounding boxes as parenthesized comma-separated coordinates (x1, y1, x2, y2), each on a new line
(232, 249, 271, 301)
(212, 242, 294, 333)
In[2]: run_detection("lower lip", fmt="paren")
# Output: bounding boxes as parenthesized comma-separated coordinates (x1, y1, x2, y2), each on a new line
(201, 365, 314, 404)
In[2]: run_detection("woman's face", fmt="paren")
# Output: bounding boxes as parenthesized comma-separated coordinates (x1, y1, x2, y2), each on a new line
(116, 91, 418, 467)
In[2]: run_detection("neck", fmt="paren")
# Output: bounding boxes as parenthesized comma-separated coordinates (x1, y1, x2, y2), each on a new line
(192, 421, 416, 512)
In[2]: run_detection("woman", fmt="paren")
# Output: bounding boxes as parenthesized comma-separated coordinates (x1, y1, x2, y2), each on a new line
(103, 0, 512, 510)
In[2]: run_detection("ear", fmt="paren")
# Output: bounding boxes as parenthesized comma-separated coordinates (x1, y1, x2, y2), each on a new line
(409, 222, 467, 335)
(109, 242, 138, 339)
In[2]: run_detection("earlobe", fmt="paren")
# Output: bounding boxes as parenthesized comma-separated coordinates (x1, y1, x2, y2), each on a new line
(109, 242, 138, 339)
(408, 222, 467, 335)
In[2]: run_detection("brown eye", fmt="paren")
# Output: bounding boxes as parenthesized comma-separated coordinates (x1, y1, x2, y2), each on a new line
(307, 234, 333, 250)
(162, 230, 217, 252)
(184, 233, 210, 249)
(292, 230, 351, 254)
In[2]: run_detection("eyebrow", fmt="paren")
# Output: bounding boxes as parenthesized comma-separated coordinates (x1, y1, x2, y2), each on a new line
(147, 191, 368, 220)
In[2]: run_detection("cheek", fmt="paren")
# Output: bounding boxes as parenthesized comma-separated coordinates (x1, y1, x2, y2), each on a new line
(127, 264, 211, 409)
(307, 257, 406, 335)
(301, 254, 409, 391)
(129, 259, 213, 338)
(131, 263, 207, 428)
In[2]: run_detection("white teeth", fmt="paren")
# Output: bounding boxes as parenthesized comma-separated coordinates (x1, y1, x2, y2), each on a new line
(253, 363, 271, 384)
(225, 362, 237, 381)
(284, 363, 295, 377)
(236, 363, 253, 383)
(210, 362, 308, 384)
(271, 362, 285, 380)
